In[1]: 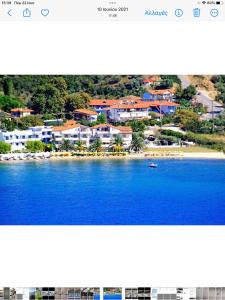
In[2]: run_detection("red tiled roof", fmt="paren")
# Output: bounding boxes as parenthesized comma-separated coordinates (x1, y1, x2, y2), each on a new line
(53, 121, 82, 132)
(92, 124, 132, 134)
(90, 99, 121, 107)
(74, 109, 98, 115)
(52, 125, 80, 132)
(116, 126, 133, 134)
(143, 79, 155, 83)
(91, 123, 116, 129)
(110, 103, 151, 109)
(65, 120, 77, 126)
(148, 101, 179, 107)
(11, 108, 33, 113)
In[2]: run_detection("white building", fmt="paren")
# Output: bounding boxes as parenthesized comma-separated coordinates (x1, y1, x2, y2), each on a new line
(0, 121, 133, 151)
(91, 124, 132, 148)
(108, 103, 151, 122)
(74, 108, 98, 122)
(0, 126, 53, 151)
(143, 89, 175, 101)
(52, 123, 92, 148)
(10, 108, 34, 118)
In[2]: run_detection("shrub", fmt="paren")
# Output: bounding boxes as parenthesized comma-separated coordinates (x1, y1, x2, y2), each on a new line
(0, 141, 11, 154)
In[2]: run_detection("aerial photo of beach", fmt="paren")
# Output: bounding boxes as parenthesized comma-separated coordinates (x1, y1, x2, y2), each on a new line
(0, 75, 225, 225)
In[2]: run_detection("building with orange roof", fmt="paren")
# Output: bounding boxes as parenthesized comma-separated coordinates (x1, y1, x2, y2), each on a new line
(74, 108, 98, 122)
(11, 108, 34, 118)
(89, 99, 121, 114)
(89, 98, 141, 115)
(143, 89, 175, 102)
(52, 122, 92, 148)
(108, 102, 152, 122)
(143, 77, 158, 87)
(91, 124, 132, 149)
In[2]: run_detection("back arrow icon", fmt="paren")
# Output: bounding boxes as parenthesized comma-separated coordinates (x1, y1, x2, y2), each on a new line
(7, 9, 12, 16)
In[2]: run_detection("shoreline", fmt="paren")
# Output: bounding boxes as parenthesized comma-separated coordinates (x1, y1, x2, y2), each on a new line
(1, 151, 225, 163)
(50, 152, 225, 160)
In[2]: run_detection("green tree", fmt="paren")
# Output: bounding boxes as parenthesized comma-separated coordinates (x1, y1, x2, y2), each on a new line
(174, 109, 201, 132)
(59, 139, 74, 151)
(129, 120, 146, 133)
(25, 141, 45, 153)
(64, 92, 91, 113)
(130, 132, 145, 152)
(30, 83, 65, 114)
(89, 138, 103, 152)
(0, 117, 16, 131)
(75, 140, 86, 151)
(2, 77, 14, 96)
(97, 113, 107, 124)
(112, 134, 124, 152)
(17, 115, 44, 130)
(0, 141, 11, 154)
(181, 85, 197, 100)
(0, 95, 24, 112)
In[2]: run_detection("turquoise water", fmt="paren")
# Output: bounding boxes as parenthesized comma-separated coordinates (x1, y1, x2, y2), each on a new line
(0, 159, 225, 225)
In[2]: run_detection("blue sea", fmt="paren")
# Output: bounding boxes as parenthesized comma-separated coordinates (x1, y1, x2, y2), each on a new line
(104, 295, 122, 300)
(0, 159, 225, 225)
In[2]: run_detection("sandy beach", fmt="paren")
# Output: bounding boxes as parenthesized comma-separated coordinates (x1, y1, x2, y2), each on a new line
(49, 151, 225, 160)
(1, 149, 225, 163)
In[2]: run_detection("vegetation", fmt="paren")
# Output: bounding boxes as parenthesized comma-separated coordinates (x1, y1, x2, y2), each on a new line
(59, 139, 74, 151)
(111, 135, 124, 152)
(0, 117, 16, 131)
(89, 138, 103, 152)
(158, 129, 225, 152)
(211, 75, 225, 104)
(97, 113, 107, 124)
(64, 92, 91, 114)
(16, 115, 44, 129)
(0, 141, 11, 153)
(176, 85, 197, 100)
(174, 109, 201, 132)
(185, 132, 225, 152)
(25, 141, 46, 152)
(75, 140, 86, 152)
(157, 75, 181, 89)
(129, 119, 146, 133)
(0, 95, 24, 112)
(130, 132, 145, 152)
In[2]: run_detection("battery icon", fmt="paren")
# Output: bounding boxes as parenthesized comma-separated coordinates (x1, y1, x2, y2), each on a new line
(216, 1, 221, 4)
(193, 8, 201, 17)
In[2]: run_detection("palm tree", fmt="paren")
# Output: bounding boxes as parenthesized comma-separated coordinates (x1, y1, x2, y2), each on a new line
(111, 134, 124, 152)
(130, 132, 145, 152)
(89, 138, 103, 152)
(75, 140, 86, 152)
(60, 139, 74, 151)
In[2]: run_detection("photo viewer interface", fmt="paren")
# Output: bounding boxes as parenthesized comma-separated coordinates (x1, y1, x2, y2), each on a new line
(0, 0, 225, 294)
(0, 0, 225, 20)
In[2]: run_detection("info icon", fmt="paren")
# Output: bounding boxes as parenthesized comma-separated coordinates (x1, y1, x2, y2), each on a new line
(175, 8, 183, 17)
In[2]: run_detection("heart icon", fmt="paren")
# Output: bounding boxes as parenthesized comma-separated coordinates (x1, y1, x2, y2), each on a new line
(41, 9, 50, 17)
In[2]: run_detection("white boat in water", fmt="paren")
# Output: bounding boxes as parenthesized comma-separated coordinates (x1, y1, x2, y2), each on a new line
(149, 163, 158, 168)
